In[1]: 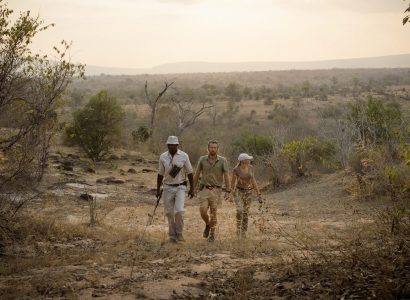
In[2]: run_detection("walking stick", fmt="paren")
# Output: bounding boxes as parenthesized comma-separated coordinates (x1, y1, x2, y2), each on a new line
(130, 189, 163, 278)
(146, 189, 163, 227)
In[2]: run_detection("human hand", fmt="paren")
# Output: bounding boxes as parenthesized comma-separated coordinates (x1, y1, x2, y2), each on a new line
(156, 189, 163, 199)
(188, 188, 195, 199)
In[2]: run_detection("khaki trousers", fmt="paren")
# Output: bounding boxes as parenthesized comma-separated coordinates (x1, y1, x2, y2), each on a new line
(163, 185, 186, 239)
(197, 188, 223, 238)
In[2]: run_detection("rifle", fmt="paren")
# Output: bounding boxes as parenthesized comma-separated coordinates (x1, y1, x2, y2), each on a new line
(146, 189, 163, 227)
(131, 189, 163, 279)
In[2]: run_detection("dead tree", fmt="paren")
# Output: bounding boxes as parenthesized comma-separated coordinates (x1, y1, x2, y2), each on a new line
(144, 81, 174, 131)
(172, 98, 214, 135)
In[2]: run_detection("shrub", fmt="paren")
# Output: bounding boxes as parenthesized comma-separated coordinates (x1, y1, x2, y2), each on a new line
(267, 104, 299, 125)
(232, 133, 273, 157)
(349, 96, 402, 146)
(281, 136, 336, 176)
(349, 145, 410, 201)
(65, 90, 124, 161)
(132, 125, 152, 144)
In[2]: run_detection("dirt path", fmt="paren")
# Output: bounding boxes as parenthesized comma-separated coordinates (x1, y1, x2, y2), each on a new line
(0, 165, 381, 299)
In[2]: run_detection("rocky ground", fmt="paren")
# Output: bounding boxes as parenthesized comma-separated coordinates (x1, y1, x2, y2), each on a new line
(0, 150, 408, 299)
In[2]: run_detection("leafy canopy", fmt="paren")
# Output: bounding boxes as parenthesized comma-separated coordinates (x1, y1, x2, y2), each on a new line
(66, 90, 125, 161)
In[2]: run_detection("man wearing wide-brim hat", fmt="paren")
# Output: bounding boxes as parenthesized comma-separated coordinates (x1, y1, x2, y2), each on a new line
(157, 136, 195, 242)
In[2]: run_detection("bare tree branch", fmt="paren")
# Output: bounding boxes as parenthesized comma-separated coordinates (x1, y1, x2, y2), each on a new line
(172, 98, 214, 135)
(144, 81, 174, 130)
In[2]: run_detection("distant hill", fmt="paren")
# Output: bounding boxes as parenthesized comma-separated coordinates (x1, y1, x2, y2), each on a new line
(85, 53, 410, 76)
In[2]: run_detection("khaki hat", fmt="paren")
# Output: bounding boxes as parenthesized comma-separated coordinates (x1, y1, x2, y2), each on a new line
(166, 136, 179, 145)
(238, 153, 253, 161)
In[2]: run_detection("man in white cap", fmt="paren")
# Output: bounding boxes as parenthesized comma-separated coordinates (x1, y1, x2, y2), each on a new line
(157, 136, 195, 242)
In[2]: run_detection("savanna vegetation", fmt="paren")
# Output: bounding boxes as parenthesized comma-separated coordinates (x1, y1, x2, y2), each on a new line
(0, 1, 409, 298)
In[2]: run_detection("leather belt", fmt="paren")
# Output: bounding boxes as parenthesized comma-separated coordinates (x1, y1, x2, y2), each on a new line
(164, 181, 187, 187)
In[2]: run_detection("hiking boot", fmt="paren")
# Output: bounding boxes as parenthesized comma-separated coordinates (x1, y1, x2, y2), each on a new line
(169, 236, 178, 243)
(207, 235, 215, 242)
(177, 235, 186, 242)
(203, 225, 210, 238)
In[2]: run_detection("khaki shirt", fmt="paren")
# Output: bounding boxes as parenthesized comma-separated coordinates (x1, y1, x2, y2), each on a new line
(196, 155, 229, 187)
(233, 165, 254, 189)
(158, 149, 193, 185)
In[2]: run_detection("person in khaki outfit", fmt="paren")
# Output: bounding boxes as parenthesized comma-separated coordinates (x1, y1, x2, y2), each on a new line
(230, 153, 262, 238)
(193, 140, 231, 242)
(157, 136, 194, 243)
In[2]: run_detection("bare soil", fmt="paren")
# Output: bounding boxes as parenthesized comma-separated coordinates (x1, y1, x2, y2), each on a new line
(0, 151, 407, 299)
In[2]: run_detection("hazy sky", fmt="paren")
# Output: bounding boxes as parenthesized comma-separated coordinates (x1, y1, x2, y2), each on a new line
(8, 0, 410, 68)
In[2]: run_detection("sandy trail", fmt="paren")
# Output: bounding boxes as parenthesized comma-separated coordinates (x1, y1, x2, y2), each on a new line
(0, 164, 380, 299)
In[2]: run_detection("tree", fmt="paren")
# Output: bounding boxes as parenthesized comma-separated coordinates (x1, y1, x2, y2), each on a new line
(403, 1, 410, 25)
(224, 82, 242, 101)
(144, 81, 174, 131)
(65, 91, 124, 161)
(0, 1, 83, 239)
(0, 2, 83, 184)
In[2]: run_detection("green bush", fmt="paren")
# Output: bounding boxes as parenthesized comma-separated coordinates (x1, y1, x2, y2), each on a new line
(232, 133, 273, 157)
(349, 96, 402, 146)
(132, 125, 152, 144)
(281, 136, 336, 176)
(65, 90, 124, 161)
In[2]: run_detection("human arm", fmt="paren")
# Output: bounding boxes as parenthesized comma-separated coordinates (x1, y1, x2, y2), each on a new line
(187, 173, 194, 198)
(224, 172, 231, 191)
(185, 154, 195, 198)
(157, 158, 165, 197)
(230, 172, 237, 194)
(193, 166, 201, 193)
(156, 174, 164, 198)
(251, 173, 262, 203)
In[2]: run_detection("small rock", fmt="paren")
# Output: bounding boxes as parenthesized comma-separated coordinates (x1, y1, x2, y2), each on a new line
(86, 167, 96, 173)
(109, 178, 125, 184)
(80, 193, 93, 201)
(96, 177, 108, 184)
(48, 153, 61, 160)
(96, 177, 125, 184)
(109, 154, 120, 160)
(67, 153, 80, 159)
(142, 168, 156, 173)
(127, 168, 137, 174)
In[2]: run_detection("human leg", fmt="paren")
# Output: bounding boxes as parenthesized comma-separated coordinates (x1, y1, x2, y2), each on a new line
(235, 190, 251, 237)
(242, 193, 252, 235)
(198, 189, 211, 238)
(208, 189, 222, 242)
(163, 186, 177, 241)
(174, 186, 186, 241)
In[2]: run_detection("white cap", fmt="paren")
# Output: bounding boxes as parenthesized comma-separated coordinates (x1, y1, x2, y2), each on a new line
(166, 136, 179, 145)
(238, 153, 253, 161)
